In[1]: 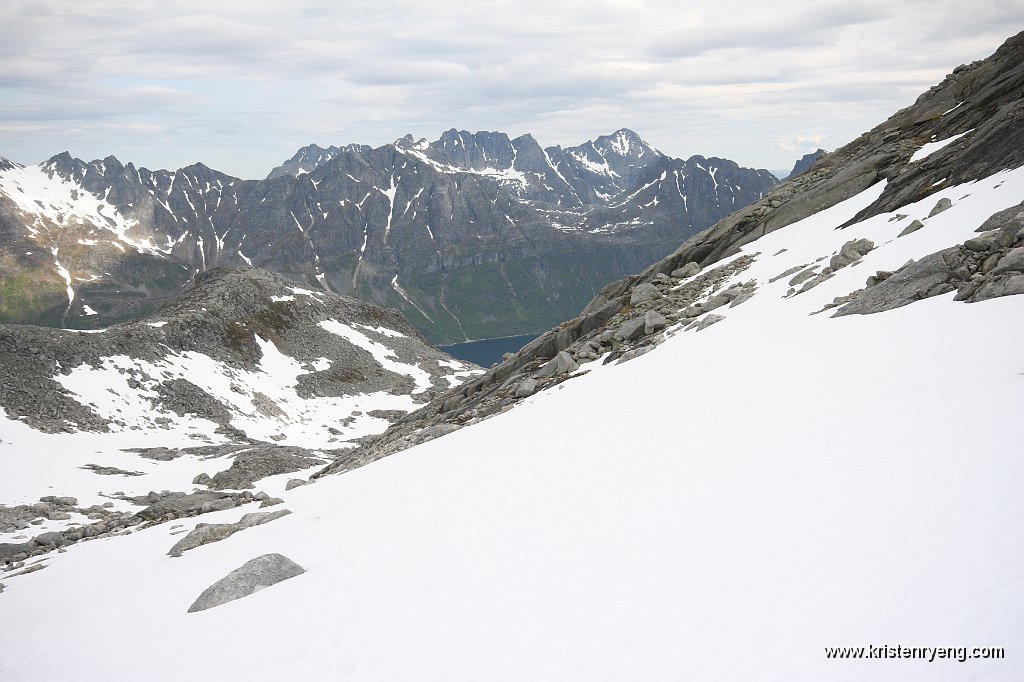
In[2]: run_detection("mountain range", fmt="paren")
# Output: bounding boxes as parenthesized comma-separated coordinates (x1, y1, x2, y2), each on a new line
(0, 129, 776, 343)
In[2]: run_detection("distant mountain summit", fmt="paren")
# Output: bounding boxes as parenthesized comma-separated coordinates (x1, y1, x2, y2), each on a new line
(266, 143, 373, 179)
(0, 129, 776, 343)
(787, 148, 827, 178)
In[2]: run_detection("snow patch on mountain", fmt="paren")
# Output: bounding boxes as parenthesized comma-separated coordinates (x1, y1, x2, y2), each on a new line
(910, 130, 973, 163)
(52, 336, 413, 448)
(0, 164, 163, 254)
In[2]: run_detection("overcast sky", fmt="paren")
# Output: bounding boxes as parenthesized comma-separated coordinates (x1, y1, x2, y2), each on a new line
(1, 1, 1020, 179)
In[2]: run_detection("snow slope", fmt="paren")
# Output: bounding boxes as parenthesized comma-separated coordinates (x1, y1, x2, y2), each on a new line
(1, 155, 1020, 680)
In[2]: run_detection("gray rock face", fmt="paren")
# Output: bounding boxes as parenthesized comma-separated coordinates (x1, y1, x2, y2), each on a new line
(898, 219, 925, 237)
(691, 314, 726, 331)
(206, 447, 326, 491)
(837, 203, 1024, 315)
(32, 532, 65, 547)
(971, 273, 1024, 300)
(643, 311, 667, 335)
(614, 317, 647, 342)
(514, 378, 538, 398)
(536, 351, 578, 378)
(1, 543, 36, 563)
(670, 262, 701, 279)
(135, 491, 245, 522)
(991, 246, 1024, 274)
(928, 197, 953, 217)
(187, 553, 305, 613)
(419, 423, 462, 440)
(168, 510, 291, 557)
(629, 283, 660, 306)
(836, 251, 955, 315)
(829, 238, 875, 271)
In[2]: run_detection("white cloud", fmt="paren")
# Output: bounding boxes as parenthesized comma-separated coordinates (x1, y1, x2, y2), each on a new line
(0, 0, 1020, 178)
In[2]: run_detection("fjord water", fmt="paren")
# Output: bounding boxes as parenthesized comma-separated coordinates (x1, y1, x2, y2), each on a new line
(439, 334, 540, 367)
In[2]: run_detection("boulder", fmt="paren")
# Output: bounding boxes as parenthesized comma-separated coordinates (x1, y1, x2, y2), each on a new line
(32, 532, 65, 548)
(629, 283, 660, 306)
(536, 351, 578, 378)
(928, 197, 953, 217)
(135, 492, 241, 521)
(898, 219, 924, 237)
(971, 274, 1024, 301)
(692, 314, 726, 331)
(187, 553, 305, 613)
(514, 378, 538, 398)
(992, 247, 1024, 275)
(207, 446, 326, 491)
(788, 267, 819, 287)
(420, 423, 462, 440)
(702, 295, 731, 312)
(614, 317, 647, 342)
(0, 543, 34, 563)
(670, 262, 701, 279)
(829, 238, 874, 271)
(643, 311, 667, 335)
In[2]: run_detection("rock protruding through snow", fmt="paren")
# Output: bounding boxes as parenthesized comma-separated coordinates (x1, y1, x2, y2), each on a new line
(187, 553, 305, 613)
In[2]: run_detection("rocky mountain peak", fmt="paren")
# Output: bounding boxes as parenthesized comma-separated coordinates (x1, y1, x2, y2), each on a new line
(40, 150, 77, 175)
(268, 143, 372, 179)
(432, 129, 516, 171)
(595, 128, 658, 160)
(787, 149, 827, 178)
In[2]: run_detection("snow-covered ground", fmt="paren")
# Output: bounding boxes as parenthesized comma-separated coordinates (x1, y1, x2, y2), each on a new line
(1, 164, 1021, 680)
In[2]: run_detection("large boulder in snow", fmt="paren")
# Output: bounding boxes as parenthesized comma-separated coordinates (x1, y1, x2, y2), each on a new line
(187, 553, 305, 613)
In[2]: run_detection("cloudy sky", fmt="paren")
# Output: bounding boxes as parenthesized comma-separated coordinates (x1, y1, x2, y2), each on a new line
(1, 1, 1020, 179)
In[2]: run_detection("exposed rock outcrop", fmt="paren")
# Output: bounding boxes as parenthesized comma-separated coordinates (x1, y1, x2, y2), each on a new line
(0, 267, 479, 436)
(168, 510, 292, 557)
(187, 553, 305, 613)
(836, 202, 1024, 315)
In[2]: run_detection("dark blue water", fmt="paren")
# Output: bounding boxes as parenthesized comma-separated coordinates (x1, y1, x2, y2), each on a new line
(439, 334, 540, 368)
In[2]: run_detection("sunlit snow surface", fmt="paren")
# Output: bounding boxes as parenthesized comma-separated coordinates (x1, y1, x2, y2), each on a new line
(909, 130, 973, 163)
(1, 165, 1022, 680)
